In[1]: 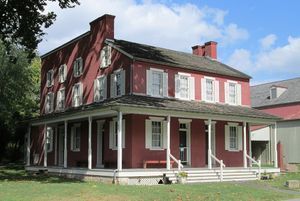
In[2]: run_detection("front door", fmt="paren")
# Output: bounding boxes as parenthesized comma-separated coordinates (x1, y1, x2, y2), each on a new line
(58, 126, 64, 166)
(179, 122, 190, 166)
(96, 120, 105, 168)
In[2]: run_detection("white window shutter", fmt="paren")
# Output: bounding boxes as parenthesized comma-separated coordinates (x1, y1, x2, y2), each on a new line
(175, 74, 180, 98)
(109, 121, 114, 149)
(63, 64, 67, 81)
(100, 49, 105, 68)
(94, 79, 100, 102)
(45, 95, 49, 113)
(162, 120, 168, 149)
(73, 60, 77, 76)
(71, 86, 75, 107)
(189, 76, 195, 100)
(122, 119, 125, 148)
(107, 46, 112, 66)
(225, 125, 229, 151)
(103, 76, 107, 100)
(146, 70, 152, 95)
(201, 78, 206, 101)
(51, 70, 54, 86)
(110, 74, 115, 98)
(225, 82, 229, 104)
(50, 93, 54, 112)
(79, 57, 83, 75)
(145, 119, 152, 149)
(237, 83, 242, 105)
(163, 72, 168, 97)
(215, 80, 219, 102)
(238, 126, 243, 151)
(79, 83, 83, 105)
(121, 70, 125, 95)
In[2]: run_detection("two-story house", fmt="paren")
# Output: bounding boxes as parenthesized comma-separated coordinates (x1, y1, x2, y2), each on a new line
(25, 14, 279, 184)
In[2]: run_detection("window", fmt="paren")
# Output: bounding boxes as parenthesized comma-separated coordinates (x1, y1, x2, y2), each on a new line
(46, 70, 54, 87)
(146, 68, 168, 97)
(45, 92, 54, 113)
(59, 64, 67, 83)
(110, 69, 125, 98)
(73, 57, 83, 77)
(72, 83, 83, 107)
(201, 77, 219, 102)
(145, 118, 167, 150)
(56, 88, 65, 111)
(229, 126, 238, 150)
(71, 124, 81, 151)
(225, 123, 242, 151)
(100, 45, 112, 68)
(270, 87, 277, 99)
(225, 81, 241, 105)
(109, 119, 125, 150)
(175, 73, 195, 100)
(94, 75, 107, 102)
(46, 127, 53, 152)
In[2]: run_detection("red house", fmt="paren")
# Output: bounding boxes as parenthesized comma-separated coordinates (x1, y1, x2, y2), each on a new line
(26, 14, 279, 184)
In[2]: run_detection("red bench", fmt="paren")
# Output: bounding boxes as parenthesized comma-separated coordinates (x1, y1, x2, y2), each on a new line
(143, 160, 175, 168)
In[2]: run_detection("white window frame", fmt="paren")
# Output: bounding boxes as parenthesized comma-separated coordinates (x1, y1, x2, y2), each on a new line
(46, 69, 54, 87)
(109, 118, 125, 150)
(110, 69, 125, 98)
(56, 88, 65, 111)
(225, 123, 242, 152)
(71, 123, 81, 152)
(94, 75, 107, 102)
(45, 92, 54, 114)
(201, 76, 219, 103)
(147, 68, 168, 98)
(58, 64, 67, 83)
(73, 57, 83, 77)
(145, 117, 167, 150)
(175, 72, 195, 100)
(72, 82, 83, 107)
(46, 127, 53, 152)
(100, 45, 112, 68)
(229, 125, 238, 151)
(225, 80, 242, 105)
(270, 87, 277, 99)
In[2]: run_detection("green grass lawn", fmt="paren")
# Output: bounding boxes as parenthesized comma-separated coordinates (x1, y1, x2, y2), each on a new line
(0, 166, 300, 201)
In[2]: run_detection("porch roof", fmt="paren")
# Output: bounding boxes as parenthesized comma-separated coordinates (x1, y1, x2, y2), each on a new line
(30, 95, 280, 125)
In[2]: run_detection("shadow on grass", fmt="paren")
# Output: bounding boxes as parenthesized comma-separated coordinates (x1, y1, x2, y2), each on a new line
(0, 165, 84, 184)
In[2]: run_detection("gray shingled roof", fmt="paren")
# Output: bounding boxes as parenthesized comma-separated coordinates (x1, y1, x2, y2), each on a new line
(251, 77, 300, 108)
(108, 39, 251, 79)
(31, 95, 278, 124)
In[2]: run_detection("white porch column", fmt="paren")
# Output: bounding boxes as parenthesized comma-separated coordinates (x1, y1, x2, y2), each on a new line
(26, 125, 31, 166)
(248, 123, 252, 167)
(64, 121, 68, 168)
(208, 119, 212, 169)
(88, 116, 92, 170)
(166, 115, 171, 170)
(274, 123, 278, 168)
(243, 122, 247, 168)
(44, 124, 47, 168)
(117, 111, 123, 171)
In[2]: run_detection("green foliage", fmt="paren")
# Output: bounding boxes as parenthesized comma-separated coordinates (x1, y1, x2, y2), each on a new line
(0, 41, 40, 161)
(0, 0, 80, 59)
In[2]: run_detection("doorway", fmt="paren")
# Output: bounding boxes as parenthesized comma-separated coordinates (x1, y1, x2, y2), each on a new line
(179, 121, 191, 166)
(96, 120, 105, 168)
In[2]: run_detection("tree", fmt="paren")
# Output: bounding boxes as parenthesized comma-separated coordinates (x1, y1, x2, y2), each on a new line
(0, 0, 80, 59)
(0, 40, 40, 161)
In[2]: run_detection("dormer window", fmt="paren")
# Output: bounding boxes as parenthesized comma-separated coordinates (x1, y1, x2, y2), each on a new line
(270, 85, 286, 99)
(73, 57, 83, 77)
(100, 45, 112, 68)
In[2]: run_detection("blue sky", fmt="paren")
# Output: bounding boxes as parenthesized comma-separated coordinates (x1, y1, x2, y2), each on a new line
(40, 0, 300, 85)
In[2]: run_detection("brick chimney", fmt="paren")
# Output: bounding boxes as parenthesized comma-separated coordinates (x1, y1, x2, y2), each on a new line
(192, 41, 217, 59)
(89, 14, 115, 40)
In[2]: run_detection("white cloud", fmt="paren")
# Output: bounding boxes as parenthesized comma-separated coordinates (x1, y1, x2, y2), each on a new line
(38, 0, 248, 54)
(259, 34, 277, 50)
(227, 36, 300, 77)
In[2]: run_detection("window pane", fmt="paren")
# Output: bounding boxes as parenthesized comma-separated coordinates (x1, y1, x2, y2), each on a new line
(152, 121, 162, 148)
(229, 126, 237, 150)
(180, 76, 189, 99)
(229, 83, 236, 104)
(206, 79, 214, 101)
(115, 73, 121, 96)
(152, 72, 163, 96)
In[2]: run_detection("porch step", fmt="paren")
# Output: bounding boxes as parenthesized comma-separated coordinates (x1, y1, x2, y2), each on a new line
(165, 168, 259, 184)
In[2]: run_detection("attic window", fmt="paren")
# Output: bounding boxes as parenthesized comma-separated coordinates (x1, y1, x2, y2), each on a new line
(270, 86, 286, 99)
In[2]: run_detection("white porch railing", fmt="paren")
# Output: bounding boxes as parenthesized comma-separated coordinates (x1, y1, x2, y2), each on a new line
(169, 153, 184, 171)
(211, 154, 226, 181)
(246, 153, 261, 179)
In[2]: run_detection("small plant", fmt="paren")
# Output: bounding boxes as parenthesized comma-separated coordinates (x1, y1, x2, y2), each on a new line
(178, 171, 188, 178)
(177, 171, 188, 184)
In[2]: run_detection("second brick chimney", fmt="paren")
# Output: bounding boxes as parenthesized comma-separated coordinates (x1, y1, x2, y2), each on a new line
(192, 41, 217, 59)
(89, 14, 115, 40)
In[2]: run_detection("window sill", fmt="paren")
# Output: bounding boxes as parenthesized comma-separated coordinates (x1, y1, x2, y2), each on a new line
(227, 149, 240, 152)
(71, 149, 80, 152)
(148, 148, 165, 151)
